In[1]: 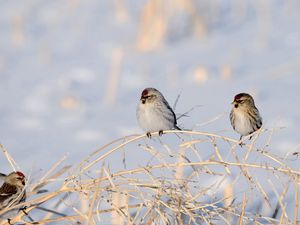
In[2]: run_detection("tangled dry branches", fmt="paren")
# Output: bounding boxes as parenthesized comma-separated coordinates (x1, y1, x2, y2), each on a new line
(0, 130, 299, 225)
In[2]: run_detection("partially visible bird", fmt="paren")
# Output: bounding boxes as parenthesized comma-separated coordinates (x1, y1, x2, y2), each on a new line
(230, 93, 262, 143)
(0, 171, 26, 223)
(137, 88, 181, 138)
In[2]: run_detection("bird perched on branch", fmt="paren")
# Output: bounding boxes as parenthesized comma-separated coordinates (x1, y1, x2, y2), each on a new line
(137, 88, 181, 138)
(0, 171, 26, 223)
(230, 93, 262, 143)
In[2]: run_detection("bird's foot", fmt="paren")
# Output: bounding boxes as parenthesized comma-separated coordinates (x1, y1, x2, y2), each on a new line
(238, 136, 245, 147)
(159, 130, 164, 136)
(21, 206, 29, 215)
(239, 142, 245, 147)
(146, 132, 152, 138)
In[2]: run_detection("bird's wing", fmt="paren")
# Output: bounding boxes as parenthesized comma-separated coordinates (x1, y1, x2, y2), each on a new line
(0, 183, 18, 202)
(164, 99, 178, 122)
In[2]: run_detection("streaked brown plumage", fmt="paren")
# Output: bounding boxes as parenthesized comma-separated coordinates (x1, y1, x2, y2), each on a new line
(0, 171, 26, 221)
(230, 93, 262, 142)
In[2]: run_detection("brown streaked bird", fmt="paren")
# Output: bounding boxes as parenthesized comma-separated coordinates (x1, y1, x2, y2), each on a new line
(230, 93, 262, 142)
(0, 171, 26, 223)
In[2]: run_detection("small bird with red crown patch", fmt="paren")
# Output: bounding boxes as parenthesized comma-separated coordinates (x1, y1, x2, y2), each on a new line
(137, 88, 181, 138)
(0, 171, 26, 223)
(230, 93, 262, 143)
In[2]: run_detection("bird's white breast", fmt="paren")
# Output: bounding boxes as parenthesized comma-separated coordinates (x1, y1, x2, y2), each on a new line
(137, 102, 174, 132)
(232, 109, 252, 136)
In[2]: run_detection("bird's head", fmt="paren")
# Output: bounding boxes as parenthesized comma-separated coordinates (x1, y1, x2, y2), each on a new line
(232, 93, 255, 108)
(140, 88, 161, 104)
(5, 171, 26, 187)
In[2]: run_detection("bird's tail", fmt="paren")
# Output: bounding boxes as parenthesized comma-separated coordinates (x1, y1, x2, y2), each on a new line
(174, 126, 194, 132)
(174, 125, 182, 130)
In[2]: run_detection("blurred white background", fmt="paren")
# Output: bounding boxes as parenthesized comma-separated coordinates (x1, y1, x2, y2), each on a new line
(0, 0, 299, 177)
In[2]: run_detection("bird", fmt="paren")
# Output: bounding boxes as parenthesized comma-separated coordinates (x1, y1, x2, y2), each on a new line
(0, 171, 26, 223)
(230, 93, 262, 143)
(137, 88, 181, 138)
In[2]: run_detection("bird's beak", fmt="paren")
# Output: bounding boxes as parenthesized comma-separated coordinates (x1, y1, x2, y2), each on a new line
(232, 100, 239, 108)
(141, 96, 147, 104)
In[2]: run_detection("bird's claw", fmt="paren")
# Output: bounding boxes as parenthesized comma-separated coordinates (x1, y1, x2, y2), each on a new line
(239, 142, 245, 147)
(146, 132, 152, 138)
(159, 130, 164, 136)
(21, 207, 29, 215)
(21, 206, 27, 211)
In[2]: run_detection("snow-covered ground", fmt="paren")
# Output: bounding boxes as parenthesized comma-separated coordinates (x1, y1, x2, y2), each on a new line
(0, 0, 299, 221)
